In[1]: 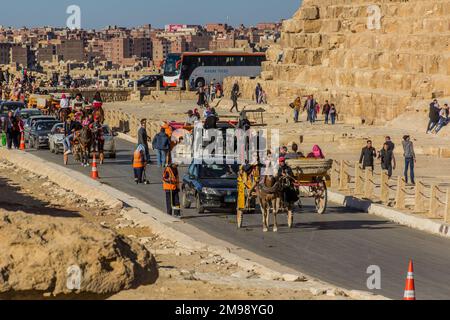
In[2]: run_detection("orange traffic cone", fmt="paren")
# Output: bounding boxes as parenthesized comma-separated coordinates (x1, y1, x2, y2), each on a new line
(19, 132, 26, 150)
(403, 260, 416, 300)
(91, 153, 99, 180)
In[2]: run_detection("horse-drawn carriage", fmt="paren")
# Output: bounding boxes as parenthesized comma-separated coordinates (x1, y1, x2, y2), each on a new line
(28, 94, 54, 115)
(286, 158, 333, 215)
(236, 158, 333, 230)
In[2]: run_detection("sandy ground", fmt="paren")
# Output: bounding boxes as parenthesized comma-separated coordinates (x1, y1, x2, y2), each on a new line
(0, 160, 346, 300)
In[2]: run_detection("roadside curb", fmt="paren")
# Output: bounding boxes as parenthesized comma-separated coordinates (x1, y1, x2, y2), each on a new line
(0, 149, 388, 300)
(328, 191, 450, 239)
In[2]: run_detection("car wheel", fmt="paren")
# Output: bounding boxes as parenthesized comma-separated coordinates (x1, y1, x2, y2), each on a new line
(196, 194, 205, 214)
(181, 190, 191, 209)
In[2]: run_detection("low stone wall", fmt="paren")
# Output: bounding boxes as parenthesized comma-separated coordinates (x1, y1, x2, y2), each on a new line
(105, 109, 166, 140)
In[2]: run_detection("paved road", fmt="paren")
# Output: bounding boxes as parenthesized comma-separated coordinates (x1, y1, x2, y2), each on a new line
(27, 139, 450, 300)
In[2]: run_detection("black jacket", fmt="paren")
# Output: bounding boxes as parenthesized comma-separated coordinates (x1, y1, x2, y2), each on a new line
(359, 147, 376, 167)
(429, 103, 440, 122)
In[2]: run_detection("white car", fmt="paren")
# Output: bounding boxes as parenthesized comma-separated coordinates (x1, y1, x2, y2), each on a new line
(48, 123, 65, 154)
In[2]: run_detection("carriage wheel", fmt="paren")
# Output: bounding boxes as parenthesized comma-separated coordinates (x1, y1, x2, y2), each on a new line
(237, 210, 243, 229)
(314, 181, 328, 215)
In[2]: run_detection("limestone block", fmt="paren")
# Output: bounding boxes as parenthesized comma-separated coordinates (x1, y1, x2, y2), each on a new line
(282, 19, 303, 33)
(261, 71, 274, 81)
(303, 20, 322, 33)
(300, 6, 320, 20)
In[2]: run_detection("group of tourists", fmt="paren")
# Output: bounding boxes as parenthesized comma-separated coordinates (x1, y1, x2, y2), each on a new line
(427, 99, 449, 135)
(291, 95, 337, 125)
(359, 135, 416, 185)
(196, 81, 223, 109)
(0, 110, 24, 149)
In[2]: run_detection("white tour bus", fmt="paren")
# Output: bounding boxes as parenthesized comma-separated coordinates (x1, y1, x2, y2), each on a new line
(163, 51, 266, 89)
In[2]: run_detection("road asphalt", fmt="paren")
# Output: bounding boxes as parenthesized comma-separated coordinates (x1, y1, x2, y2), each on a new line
(27, 138, 450, 300)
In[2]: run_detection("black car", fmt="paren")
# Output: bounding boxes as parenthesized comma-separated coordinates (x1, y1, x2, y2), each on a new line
(182, 162, 239, 214)
(128, 75, 163, 88)
(27, 120, 60, 149)
(0, 101, 26, 117)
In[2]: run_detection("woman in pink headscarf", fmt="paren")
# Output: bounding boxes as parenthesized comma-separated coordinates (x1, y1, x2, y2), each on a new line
(308, 145, 325, 159)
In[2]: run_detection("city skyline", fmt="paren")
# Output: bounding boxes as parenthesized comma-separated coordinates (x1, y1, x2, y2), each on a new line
(0, 0, 300, 29)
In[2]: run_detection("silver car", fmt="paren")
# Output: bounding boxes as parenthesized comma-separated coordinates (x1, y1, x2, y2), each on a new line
(48, 123, 65, 154)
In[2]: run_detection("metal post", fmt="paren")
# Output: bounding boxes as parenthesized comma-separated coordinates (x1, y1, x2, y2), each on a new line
(157, 80, 161, 91)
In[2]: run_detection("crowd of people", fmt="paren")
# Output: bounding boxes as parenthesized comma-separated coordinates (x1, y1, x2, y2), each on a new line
(290, 95, 337, 125)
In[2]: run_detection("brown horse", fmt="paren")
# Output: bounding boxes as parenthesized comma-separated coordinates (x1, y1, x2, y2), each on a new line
(257, 175, 282, 232)
(74, 126, 93, 167)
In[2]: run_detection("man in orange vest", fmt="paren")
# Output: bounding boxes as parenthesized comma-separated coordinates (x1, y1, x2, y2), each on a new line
(163, 163, 181, 217)
(132, 145, 147, 184)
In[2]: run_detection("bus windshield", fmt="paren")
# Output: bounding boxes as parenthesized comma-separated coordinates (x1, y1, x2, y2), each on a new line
(164, 54, 181, 77)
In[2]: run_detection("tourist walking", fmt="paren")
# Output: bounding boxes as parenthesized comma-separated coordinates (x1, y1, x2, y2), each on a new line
(402, 135, 416, 185)
(196, 86, 207, 109)
(359, 140, 377, 171)
(329, 104, 337, 125)
(379, 142, 396, 178)
(230, 81, 240, 113)
(304, 95, 317, 124)
(138, 119, 150, 162)
(152, 128, 171, 168)
(323, 100, 331, 124)
(291, 97, 302, 123)
(255, 83, 263, 104)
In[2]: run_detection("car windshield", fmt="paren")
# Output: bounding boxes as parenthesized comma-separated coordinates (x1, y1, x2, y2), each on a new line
(36, 122, 57, 131)
(199, 164, 239, 179)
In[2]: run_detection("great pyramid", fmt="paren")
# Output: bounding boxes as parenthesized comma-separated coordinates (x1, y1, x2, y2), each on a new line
(231, 0, 450, 125)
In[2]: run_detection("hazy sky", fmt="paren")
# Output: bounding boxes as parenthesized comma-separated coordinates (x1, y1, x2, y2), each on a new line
(1, 0, 300, 29)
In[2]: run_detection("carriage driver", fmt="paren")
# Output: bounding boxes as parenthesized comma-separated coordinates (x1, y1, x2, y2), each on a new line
(277, 157, 299, 206)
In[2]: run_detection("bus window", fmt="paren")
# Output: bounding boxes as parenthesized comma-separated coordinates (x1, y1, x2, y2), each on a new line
(226, 57, 235, 66)
(236, 56, 245, 66)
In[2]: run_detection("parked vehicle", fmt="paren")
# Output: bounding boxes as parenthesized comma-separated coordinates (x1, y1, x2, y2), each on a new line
(48, 123, 65, 154)
(24, 116, 57, 143)
(128, 75, 163, 88)
(182, 162, 239, 214)
(27, 120, 60, 150)
(102, 125, 117, 158)
(0, 101, 26, 117)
